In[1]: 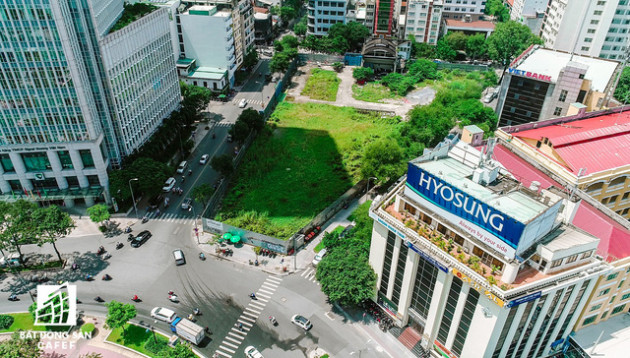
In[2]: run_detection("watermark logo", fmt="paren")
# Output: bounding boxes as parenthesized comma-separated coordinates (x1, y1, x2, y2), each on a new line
(34, 282, 77, 326)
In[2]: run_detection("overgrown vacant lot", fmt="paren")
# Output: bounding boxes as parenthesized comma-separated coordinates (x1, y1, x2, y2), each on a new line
(301, 69, 340, 101)
(352, 82, 401, 103)
(217, 102, 401, 239)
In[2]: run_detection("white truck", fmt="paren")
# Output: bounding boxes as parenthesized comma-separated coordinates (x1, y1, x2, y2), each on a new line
(170, 317, 205, 345)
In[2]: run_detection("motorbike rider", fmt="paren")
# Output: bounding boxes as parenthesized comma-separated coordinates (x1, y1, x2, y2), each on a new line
(250, 292, 256, 299)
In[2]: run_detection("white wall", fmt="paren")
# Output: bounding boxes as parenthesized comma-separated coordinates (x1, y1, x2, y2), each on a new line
(180, 11, 234, 69)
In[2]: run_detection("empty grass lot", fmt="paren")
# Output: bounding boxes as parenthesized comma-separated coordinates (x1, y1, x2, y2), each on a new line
(217, 102, 401, 239)
(107, 324, 171, 357)
(301, 69, 340, 101)
(0, 313, 46, 333)
(352, 82, 401, 103)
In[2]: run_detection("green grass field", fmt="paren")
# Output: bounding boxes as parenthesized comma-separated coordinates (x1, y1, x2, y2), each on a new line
(0, 313, 46, 333)
(352, 82, 401, 103)
(107, 324, 170, 357)
(217, 102, 400, 239)
(301, 69, 340, 101)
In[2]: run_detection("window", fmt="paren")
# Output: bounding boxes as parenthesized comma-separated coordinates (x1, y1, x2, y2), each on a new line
(590, 304, 602, 312)
(553, 107, 563, 116)
(579, 73, 585, 79)
(601, 311, 608, 319)
(590, 20, 599, 25)
(583, 315, 596, 325)
(607, 272, 619, 281)
(611, 304, 626, 315)
(581, 251, 592, 259)
(0, 154, 15, 173)
(559, 90, 568, 102)
(581, 46, 590, 51)
(566, 254, 578, 263)
(21, 152, 51, 172)
(551, 259, 563, 268)
(596, 1, 606, 4)
(622, 293, 630, 300)
(86, 175, 100, 186)
(594, 10, 603, 15)
(610, 295, 617, 303)
(8, 180, 22, 191)
(584, 37, 593, 43)
(79, 150, 94, 168)
(587, 29, 596, 33)
(66, 176, 79, 187)
(599, 288, 611, 296)
(57, 151, 73, 170)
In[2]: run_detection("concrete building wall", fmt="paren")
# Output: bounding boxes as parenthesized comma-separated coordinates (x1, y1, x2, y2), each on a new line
(88, 0, 124, 37)
(307, 0, 347, 36)
(180, 10, 235, 69)
(405, 0, 442, 45)
(442, 0, 485, 21)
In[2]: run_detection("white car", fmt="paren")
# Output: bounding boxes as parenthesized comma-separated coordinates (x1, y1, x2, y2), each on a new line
(245, 346, 264, 358)
(291, 314, 312, 331)
(238, 98, 247, 108)
(181, 197, 193, 210)
(162, 177, 176, 192)
(199, 154, 209, 165)
(312, 248, 327, 266)
(483, 91, 497, 103)
(150, 307, 177, 323)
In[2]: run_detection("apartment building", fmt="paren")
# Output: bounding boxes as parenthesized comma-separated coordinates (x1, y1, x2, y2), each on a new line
(404, 0, 443, 44)
(442, 0, 487, 20)
(510, 0, 547, 35)
(496, 46, 621, 127)
(0, 1, 179, 206)
(368, 136, 607, 357)
(374, 0, 397, 36)
(541, 0, 630, 60)
(306, 0, 347, 36)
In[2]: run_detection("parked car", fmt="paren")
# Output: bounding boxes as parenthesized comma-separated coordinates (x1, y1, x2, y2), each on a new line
(0, 253, 21, 267)
(176, 160, 188, 174)
(483, 90, 498, 103)
(162, 177, 176, 192)
(291, 315, 312, 330)
(312, 248, 327, 267)
(199, 154, 209, 165)
(181, 198, 193, 210)
(151, 307, 177, 323)
(131, 230, 152, 248)
(245, 346, 264, 358)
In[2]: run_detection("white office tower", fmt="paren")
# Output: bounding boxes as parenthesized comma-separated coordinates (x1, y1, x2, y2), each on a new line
(541, 0, 630, 60)
(368, 137, 608, 357)
(0, 1, 180, 206)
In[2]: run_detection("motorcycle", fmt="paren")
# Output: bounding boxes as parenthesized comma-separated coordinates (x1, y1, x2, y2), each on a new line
(124, 226, 132, 234)
(94, 296, 104, 303)
(168, 295, 179, 303)
(97, 246, 105, 255)
(193, 308, 201, 316)
(8, 294, 18, 302)
(116, 242, 123, 250)
(71, 263, 78, 271)
(103, 253, 112, 260)
(127, 234, 134, 241)
(199, 253, 206, 261)
(167, 290, 175, 295)
(188, 170, 193, 177)
(102, 274, 112, 281)
(142, 216, 149, 224)
(131, 295, 140, 302)
(269, 316, 277, 326)
(85, 274, 93, 281)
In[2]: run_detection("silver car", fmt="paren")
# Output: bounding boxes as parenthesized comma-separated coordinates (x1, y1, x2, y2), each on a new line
(181, 197, 193, 210)
(291, 314, 312, 331)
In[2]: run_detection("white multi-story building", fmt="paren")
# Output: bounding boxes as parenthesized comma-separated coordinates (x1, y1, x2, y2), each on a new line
(368, 136, 608, 357)
(0, 0, 179, 207)
(541, 0, 630, 60)
(510, 0, 547, 35)
(404, 0, 443, 44)
(442, 0, 486, 20)
(307, 0, 347, 36)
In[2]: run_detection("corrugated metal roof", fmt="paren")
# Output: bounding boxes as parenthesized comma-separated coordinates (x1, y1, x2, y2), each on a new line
(512, 110, 630, 174)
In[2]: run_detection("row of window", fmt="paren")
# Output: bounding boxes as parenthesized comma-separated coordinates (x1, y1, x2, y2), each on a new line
(583, 304, 627, 325)
(4, 174, 102, 193)
(0, 150, 95, 173)
(315, 1, 345, 7)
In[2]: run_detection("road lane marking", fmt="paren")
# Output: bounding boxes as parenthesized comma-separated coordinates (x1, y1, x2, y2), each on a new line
(228, 331, 244, 339)
(249, 302, 265, 310)
(245, 307, 261, 314)
(258, 289, 274, 295)
(240, 316, 256, 323)
(225, 336, 241, 344)
(222, 341, 239, 349)
(238, 318, 254, 326)
(215, 350, 231, 358)
(230, 328, 248, 335)
(255, 297, 269, 303)
(262, 282, 279, 288)
(219, 345, 236, 354)
(243, 311, 258, 319)
(267, 276, 282, 283)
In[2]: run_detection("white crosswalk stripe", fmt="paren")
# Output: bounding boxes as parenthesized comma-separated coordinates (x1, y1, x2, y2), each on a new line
(300, 268, 320, 284)
(214, 275, 283, 358)
(144, 211, 194, 223)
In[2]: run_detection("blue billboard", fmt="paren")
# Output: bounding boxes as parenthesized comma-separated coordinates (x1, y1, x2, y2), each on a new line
(406, 163, 525, 249)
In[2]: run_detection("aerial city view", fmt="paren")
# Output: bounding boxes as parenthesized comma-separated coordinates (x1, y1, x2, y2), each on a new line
(1, 0, 630, 357)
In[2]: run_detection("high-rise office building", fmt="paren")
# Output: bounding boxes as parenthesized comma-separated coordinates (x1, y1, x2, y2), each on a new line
(306, 0, 348, 36)
(0, 1, 180, 207)
(540, 0, 630, 61)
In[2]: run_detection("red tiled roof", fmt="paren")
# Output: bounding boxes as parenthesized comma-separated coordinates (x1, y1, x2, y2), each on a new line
(483, 144, 630, 261)
(512, 110, 630, 175)
(445, 19, 496, 30)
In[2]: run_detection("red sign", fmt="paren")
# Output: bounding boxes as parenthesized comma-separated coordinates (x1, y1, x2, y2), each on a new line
(434, 340, 458, 358)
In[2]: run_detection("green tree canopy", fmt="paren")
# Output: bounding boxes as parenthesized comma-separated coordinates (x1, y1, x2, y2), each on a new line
(229, 120, 250, 143)
(163, 344, 196, 358)
(435, 38, 457, 61)
(109, 157, 171, 202)
(327, 22, 370, 51)
(211, 154, 234, 177)
(87, 204, 110, 224)
(407, 59, 438, 82)
(0, 200, 39, 260)
(294, 21, 307, 36)
(445, 31, 468, 51)
(487, 21, 543, 73)
(192, 184, 214, 207)
(279, 6, 296, 25)
(0, 332, 41, 358)
(352, 67, 374, 81)
(270, 51, 291, 73)
(243, 49, 259, 69)
(614, 66, 630, 103)
(484, 0, 510, 22)
(33, 206, 75, 262)
(466, 33, 488, 60)
(106, 300, 137, 335)
(237, 108, 265, 132)
(316, 245, 377, 306)
(360, 139, 406, 186)
(408, 35, 436, 59)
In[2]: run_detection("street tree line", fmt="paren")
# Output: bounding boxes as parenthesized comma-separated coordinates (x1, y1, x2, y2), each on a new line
(0, 201, 74, 264)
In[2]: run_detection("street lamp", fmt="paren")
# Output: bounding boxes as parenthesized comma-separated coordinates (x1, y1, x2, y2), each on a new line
(367, 177, 378, 195)
(128, 178, 139, 219)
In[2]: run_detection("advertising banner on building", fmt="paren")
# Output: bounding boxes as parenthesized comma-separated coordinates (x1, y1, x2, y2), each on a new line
(406, 163, 524, 255)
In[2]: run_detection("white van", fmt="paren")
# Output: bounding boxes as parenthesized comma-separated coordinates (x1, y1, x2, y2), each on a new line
(151, 307, 177, 323)
(176, 161, 188, 174)
(173, 249, 186, 265)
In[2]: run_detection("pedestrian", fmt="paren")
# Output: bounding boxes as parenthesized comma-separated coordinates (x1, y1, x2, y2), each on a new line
(363, 312, 367, 320)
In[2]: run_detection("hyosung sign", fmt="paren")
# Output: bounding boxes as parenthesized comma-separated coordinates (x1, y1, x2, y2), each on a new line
(406, 164, 525, 255)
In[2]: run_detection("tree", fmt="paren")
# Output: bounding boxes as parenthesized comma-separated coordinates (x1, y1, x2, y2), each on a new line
(435, 38, 456, 61)
(237, 108, 265, 132)
(229, 120, 250, 143)
(487, 21, 543, 77)
(0, 201, 41, 260)
(293, 21, 307, 37)
(105, 300, 137, 335)
(445, 31, 468, 51)
(408, 35, 436, 59)
(192, 184, 214, 207)
(466, 33, 488, 60)
(243, 49, 259, 69)
(381, 72, 415, 95)
(128, 158, 171, 197)
(327, 22, 370, 52)
(270, 51, 291, 73)
(360, 139, 406, 186)
(87, 204, 110, 225)
(163, 344, 196, 358)
(352, 67, 374, 82)
(316, 245, 377, 306)
(332, 62, 344, 73)
(0, 332, 41, 358)
(407, 59, 438, 82)
(279, 6, 296, 25)
(33, 206, 75, 263)
(485, 0, 510, 22)
(281, 35, 299, 49)
(211, 154, 234, 177)
(614, 66, 630, 103)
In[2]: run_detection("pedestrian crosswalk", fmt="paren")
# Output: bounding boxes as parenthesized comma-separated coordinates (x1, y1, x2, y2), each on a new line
(143, 211, 194, 224)
(300, 267, 320, 285)
(231, 97, 265, 107)
(214, 275, 283, 358)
